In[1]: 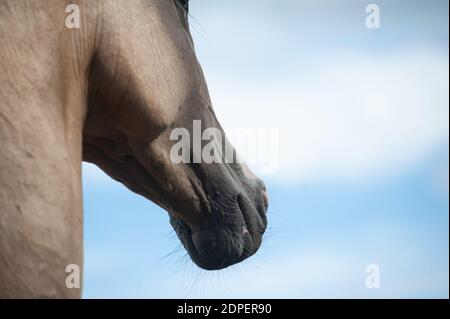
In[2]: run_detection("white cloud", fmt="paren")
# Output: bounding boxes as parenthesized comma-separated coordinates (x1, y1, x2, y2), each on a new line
(209, 50, 449, 182)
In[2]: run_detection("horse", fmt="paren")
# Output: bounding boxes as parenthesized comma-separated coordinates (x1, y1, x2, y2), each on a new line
(0, 0, 268, 298)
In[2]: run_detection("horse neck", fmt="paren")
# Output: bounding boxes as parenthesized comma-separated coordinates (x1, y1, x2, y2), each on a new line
(0, 7, 91, 201)
(0, 2, 94, 297)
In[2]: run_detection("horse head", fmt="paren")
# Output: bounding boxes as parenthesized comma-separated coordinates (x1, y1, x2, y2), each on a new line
(83, 0, 268, 270)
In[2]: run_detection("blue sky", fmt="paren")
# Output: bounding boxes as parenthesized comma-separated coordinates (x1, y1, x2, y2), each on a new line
(82, 0, 449, 298)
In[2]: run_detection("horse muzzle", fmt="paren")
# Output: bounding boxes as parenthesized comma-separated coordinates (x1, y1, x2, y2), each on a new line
(169, 185, 268, 270)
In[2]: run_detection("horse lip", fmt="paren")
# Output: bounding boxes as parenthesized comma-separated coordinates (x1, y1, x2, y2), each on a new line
(169, 192, 264, 270)
(171, 219, 249, 270)
(170, 218, 202, 264)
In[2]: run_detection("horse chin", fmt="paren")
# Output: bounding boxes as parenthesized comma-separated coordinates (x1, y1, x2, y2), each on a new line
(169, 193, 267, 270)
